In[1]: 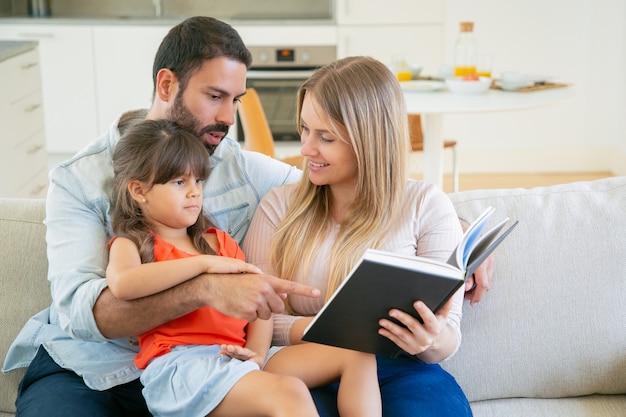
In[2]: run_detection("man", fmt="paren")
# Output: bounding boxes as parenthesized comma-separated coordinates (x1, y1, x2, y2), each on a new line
(3, 16, 492, 416)
(4, 17, 317, 417)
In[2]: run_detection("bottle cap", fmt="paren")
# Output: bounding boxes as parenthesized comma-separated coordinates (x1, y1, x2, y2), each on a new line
(460, 21, 474, 32)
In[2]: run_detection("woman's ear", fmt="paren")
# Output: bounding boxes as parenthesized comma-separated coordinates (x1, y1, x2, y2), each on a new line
(155, 68, 178, 102)
(128, 181, 147, 204)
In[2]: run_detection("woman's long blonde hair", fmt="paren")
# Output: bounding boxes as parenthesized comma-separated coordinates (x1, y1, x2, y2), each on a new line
(270, 56, 410, 302)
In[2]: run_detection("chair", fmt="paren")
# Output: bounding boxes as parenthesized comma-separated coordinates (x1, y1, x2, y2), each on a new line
(408, 114, 459, 192)
(237, 88, 303, 167)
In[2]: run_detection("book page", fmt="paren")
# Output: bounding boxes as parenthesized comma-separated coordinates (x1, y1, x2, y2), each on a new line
(366, 249, 462, 276)
(448, 206, 495, 270)
(465, 220, 518, 278)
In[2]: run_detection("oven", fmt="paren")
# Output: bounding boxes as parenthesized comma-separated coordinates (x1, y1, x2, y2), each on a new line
(237, 45, 337, 142)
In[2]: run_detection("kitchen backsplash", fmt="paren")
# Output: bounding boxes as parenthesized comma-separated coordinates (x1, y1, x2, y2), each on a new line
(4, 0, 333, 20)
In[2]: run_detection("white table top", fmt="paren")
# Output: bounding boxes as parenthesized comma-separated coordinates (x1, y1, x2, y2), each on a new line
(403, 86, 575, 115)
(402, 84, 574, 188)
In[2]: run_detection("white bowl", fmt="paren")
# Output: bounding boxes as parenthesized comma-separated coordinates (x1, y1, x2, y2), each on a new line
(445, 76, 492, 94)
(410, 65, 423, 79)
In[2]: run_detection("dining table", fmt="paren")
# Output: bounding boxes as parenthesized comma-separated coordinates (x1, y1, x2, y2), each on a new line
(402, 84, 575, 188)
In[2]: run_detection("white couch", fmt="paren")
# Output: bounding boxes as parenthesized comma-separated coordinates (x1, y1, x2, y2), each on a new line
(1, 177, 625, 416)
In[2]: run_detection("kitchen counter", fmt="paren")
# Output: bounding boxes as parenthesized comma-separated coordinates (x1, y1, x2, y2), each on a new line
(0, 39, 37, 62)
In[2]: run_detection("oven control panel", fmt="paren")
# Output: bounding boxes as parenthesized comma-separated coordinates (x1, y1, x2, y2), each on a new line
(248, 45, 336, 69)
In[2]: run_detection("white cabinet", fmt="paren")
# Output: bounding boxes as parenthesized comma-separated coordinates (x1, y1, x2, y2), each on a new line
(336, 0, 443, 24)
(336, 0, 444, 73)
(0, 23, 98, 154)
(0, 45, 48, 198)
(92, 25, 170, 132)
(338, 25, 444, 73)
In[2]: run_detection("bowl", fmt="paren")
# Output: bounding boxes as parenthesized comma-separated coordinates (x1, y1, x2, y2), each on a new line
(497, 71, 532, 90)
(410, 65, 423, 79)
(445, 76, 492, 94)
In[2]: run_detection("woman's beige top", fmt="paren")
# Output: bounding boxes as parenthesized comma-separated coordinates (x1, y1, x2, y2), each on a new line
(243, 179, 464, 360)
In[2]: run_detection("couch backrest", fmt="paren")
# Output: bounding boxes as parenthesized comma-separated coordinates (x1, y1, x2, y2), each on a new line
(0, 198, 49, 415)
(443, 177, 626, 402)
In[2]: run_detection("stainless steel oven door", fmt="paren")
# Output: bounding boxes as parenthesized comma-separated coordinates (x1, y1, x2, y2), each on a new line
(241, 69, 315, 142)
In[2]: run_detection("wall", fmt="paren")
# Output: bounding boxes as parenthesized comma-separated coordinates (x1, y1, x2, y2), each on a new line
(617, 2, 626, 170)
(440, 0, 626, 175)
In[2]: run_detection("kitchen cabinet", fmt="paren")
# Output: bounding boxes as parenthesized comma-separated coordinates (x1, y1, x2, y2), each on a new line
(338, 25, 443, 74)
(0, 43, 48, 198)
(92, 25, 170, 132)
(0, 23, 98, 154)
(336, 0, 444, 74)
(336, 0, 443, 24)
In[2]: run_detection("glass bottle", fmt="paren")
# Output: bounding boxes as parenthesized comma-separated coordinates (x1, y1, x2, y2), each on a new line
(454, 21, 478, 77)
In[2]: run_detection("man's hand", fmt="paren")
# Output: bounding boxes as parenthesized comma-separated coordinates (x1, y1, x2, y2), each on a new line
(464, 255, 494, 306)
(205, 273, 321, 321)
(460, 218, 495, 306)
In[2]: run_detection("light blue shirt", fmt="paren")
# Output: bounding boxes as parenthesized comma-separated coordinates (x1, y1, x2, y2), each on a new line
(2, 112, 301, 390)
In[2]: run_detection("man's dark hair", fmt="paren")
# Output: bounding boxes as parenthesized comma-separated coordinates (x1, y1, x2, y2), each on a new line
(152, 16, 252, 95)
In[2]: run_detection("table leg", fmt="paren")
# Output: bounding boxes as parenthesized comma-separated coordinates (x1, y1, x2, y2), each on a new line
(420, 113, 444, 188)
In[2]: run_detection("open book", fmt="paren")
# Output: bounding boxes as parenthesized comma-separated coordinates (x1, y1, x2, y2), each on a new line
(302, 207, 518, 357)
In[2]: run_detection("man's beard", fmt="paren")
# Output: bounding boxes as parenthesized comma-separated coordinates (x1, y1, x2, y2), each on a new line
(167, 92, 230, 155)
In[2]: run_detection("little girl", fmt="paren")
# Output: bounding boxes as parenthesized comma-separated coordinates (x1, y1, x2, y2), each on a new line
(106, 119, 381, 417)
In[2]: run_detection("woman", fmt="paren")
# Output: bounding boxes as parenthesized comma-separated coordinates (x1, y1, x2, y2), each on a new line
(243, 56, 472, 416)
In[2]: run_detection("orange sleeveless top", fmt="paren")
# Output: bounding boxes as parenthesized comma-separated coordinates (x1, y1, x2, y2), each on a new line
(133, 228, 248, 369)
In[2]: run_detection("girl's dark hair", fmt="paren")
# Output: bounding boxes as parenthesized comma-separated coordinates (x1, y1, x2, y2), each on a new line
(152, 16, 253, 95)
(111, 119, 214, 263)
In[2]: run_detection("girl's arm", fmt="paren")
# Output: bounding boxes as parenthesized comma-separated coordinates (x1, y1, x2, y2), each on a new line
(106, 236, 260, 300)
(244, 316, 274, 366)
(220, 317, 273, 367)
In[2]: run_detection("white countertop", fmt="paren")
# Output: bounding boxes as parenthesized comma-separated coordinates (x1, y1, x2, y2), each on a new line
(0, 39, 37, 62)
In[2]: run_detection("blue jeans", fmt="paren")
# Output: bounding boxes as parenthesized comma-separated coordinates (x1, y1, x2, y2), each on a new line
(16, 347, 151, 417)
(311, 354, 472, 417)
(16, 348, 471, 417)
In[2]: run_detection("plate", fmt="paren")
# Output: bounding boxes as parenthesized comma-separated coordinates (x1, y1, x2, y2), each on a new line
(445, 77, 492, 95)
(495, 80, 535, 91)
(527, 74, 554, 83)
(400, 80, 445, 92)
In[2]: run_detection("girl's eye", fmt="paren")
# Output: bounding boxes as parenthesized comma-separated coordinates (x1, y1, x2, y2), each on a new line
(195, 178, 204, 184)
(173, 179, 184, 186)
(300, 123, 309, 132)
(320, 136, 334, 143)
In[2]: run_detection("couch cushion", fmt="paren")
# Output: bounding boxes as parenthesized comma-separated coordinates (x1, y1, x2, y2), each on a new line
(0, 198, 49, 415)
(443, 177, 626, 402)
(471, 395, 626, 417)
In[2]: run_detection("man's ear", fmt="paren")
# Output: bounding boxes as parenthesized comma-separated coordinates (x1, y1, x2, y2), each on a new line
(155, 68, 178, 102)
(128, 180, 147, 204)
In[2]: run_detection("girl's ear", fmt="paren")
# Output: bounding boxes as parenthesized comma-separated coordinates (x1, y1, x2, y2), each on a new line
(128, 180, 147, 204)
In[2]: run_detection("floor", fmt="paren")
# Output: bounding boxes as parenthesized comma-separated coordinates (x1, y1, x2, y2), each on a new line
(410, 171, 616, 193)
